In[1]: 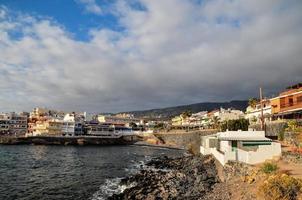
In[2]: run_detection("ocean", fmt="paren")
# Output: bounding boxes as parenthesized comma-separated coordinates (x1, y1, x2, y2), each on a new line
(0, 145, 183, 200)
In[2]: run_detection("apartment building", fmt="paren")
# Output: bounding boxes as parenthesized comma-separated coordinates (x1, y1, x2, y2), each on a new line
(0, 113, 10, 135)
(271, 83, 302, 119)
(9, 112, 28, 136)
(246, 99, 272, 124)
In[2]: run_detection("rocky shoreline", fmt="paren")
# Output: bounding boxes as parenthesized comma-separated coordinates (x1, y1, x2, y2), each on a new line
(109, 155, 231, 200)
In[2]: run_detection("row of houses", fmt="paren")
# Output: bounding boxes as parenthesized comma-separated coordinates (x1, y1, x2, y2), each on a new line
(172, 83, 302, 128)
(245, 83, 302, 123)
(0, 107, 152, 137)
(171, 108, 245, 127)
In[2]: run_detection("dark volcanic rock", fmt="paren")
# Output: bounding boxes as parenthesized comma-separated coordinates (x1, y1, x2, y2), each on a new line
(109, 155, 228, 200)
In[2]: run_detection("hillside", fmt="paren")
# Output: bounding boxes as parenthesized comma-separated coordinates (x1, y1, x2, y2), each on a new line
(122, 100, 248, 119)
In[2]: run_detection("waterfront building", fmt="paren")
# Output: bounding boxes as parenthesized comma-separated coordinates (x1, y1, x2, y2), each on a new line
(245, 99, 272, 124)
(62, 114, 75, 136)
(0, 112, 28, 136)
(97, 115, 141, 127)
(0, 113, 10, 135)
(9, 112, 28, 136)
(270, 83, 302, 119)
(84, 119, 132, 136)
(62, 113, 85, 136)
(32, 119, 63, 136)
(200, 130, 281, 165)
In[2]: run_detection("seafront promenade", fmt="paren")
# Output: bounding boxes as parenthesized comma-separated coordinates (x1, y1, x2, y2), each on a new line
(0, 135, 143, 145)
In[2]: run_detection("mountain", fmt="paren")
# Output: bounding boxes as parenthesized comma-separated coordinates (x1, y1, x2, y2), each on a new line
(121, 100, 248, 119)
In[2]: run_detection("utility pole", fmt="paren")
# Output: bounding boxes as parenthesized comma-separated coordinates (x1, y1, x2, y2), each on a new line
(259, 87, 264, 131)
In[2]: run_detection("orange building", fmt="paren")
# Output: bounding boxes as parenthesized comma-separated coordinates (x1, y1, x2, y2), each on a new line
(270, 83, 302, 119)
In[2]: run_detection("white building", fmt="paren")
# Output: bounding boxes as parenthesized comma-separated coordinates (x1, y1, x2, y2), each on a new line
(62, 113, 85, 136)
(213, 108, 244, 122)
(245, 99, 272, 124)
(62, 114, 76, 136)
(97, 115, 142, 126)
(200, 130, 281, 165)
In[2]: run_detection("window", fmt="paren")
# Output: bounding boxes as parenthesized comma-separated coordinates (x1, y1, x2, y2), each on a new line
(280, 97, 286, 108)
(297, 95, 302, 103)
(289, 96, 294, 106)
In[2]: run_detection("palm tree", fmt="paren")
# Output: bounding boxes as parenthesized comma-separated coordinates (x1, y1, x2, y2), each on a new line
(248, 98, 258, 108)
(212, 116, 220, 129)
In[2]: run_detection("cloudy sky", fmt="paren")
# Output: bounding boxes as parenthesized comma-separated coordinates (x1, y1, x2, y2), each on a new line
(0, 0, 301, 113)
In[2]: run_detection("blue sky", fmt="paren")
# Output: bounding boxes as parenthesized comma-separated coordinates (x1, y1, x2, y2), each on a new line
(1, 0, 121, 41)
(0, 0, 302, 112)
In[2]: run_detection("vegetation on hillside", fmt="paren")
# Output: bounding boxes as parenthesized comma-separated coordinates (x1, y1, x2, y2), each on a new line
(119, 100, 248, 119)
(220, 118, 249, 131)
(258, 174, 302, 200)
(261, 162, 278, 174)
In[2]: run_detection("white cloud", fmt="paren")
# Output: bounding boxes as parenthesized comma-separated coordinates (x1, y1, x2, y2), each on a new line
(0, 0, 302, 112)
(77, 0, 102, 15)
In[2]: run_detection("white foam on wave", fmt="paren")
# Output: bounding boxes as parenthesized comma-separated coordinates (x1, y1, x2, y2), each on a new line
(90, 178, 134, 200)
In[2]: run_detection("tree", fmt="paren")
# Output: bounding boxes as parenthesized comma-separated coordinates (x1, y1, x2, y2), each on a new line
(212, 116, 220, 129)
(248, 98, 259, 108)
(129, 122, 137, 129)
(181, 110, 192, 118)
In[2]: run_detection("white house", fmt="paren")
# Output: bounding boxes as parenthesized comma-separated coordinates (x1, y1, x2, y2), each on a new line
(245, 99, 272, 124)
(200, 130, 281, 165)
(213, 108, 244, 122)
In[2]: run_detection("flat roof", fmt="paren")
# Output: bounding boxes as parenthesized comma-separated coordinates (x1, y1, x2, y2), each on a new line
(218, 137, 271, 141)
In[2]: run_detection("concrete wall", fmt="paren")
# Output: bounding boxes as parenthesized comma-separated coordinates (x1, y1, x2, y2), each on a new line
(245, 142, 281, 164)
(249, 121, 287, 137)
(155, 129, 217, 154)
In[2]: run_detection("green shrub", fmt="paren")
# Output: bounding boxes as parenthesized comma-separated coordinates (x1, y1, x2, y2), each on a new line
(261, 162, 278, 174)
(278, 131, 285, 141)
(220, 118, 249, 132)
(259, 174, 302, 200)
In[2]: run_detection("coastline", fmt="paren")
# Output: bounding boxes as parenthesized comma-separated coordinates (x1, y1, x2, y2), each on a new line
(108, 154, 231, 200)
(0, 135, 143, 145)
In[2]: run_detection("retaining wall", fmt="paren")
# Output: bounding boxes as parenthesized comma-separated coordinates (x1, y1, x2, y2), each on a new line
(154, 129, 218, 154)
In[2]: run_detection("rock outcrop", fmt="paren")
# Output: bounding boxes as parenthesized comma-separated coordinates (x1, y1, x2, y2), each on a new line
(109, 155, 231, 200)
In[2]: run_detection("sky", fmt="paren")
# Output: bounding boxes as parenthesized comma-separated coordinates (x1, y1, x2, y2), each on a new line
(0, 0, 302, 113)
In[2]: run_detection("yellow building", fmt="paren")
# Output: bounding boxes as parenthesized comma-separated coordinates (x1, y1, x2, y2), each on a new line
(271, 83, 302, 119)
(171, 116, 183, 126)
(32, 119, 63, 136)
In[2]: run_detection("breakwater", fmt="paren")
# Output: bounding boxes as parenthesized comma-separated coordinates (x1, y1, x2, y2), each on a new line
(0, 135, 143, 145)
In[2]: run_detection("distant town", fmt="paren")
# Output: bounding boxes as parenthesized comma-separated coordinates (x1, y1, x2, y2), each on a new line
(0, 83, 301, 138)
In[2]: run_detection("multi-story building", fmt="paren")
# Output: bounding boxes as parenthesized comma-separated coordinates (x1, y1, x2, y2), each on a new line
(271, 83, 302, 119)
(62, 114, 75, 136)
(9, 112, 28, 136)
(0, 113, 10, 135)
(62, 113, 85, 136)
(97, 115, 141, 126)
(32, 119, 63, 136)
(245, 99, 272, 124)
(0, 113, 28, 136)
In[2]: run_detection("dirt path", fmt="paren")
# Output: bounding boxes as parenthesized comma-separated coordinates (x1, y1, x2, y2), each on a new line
(278, 159, 302, 178)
